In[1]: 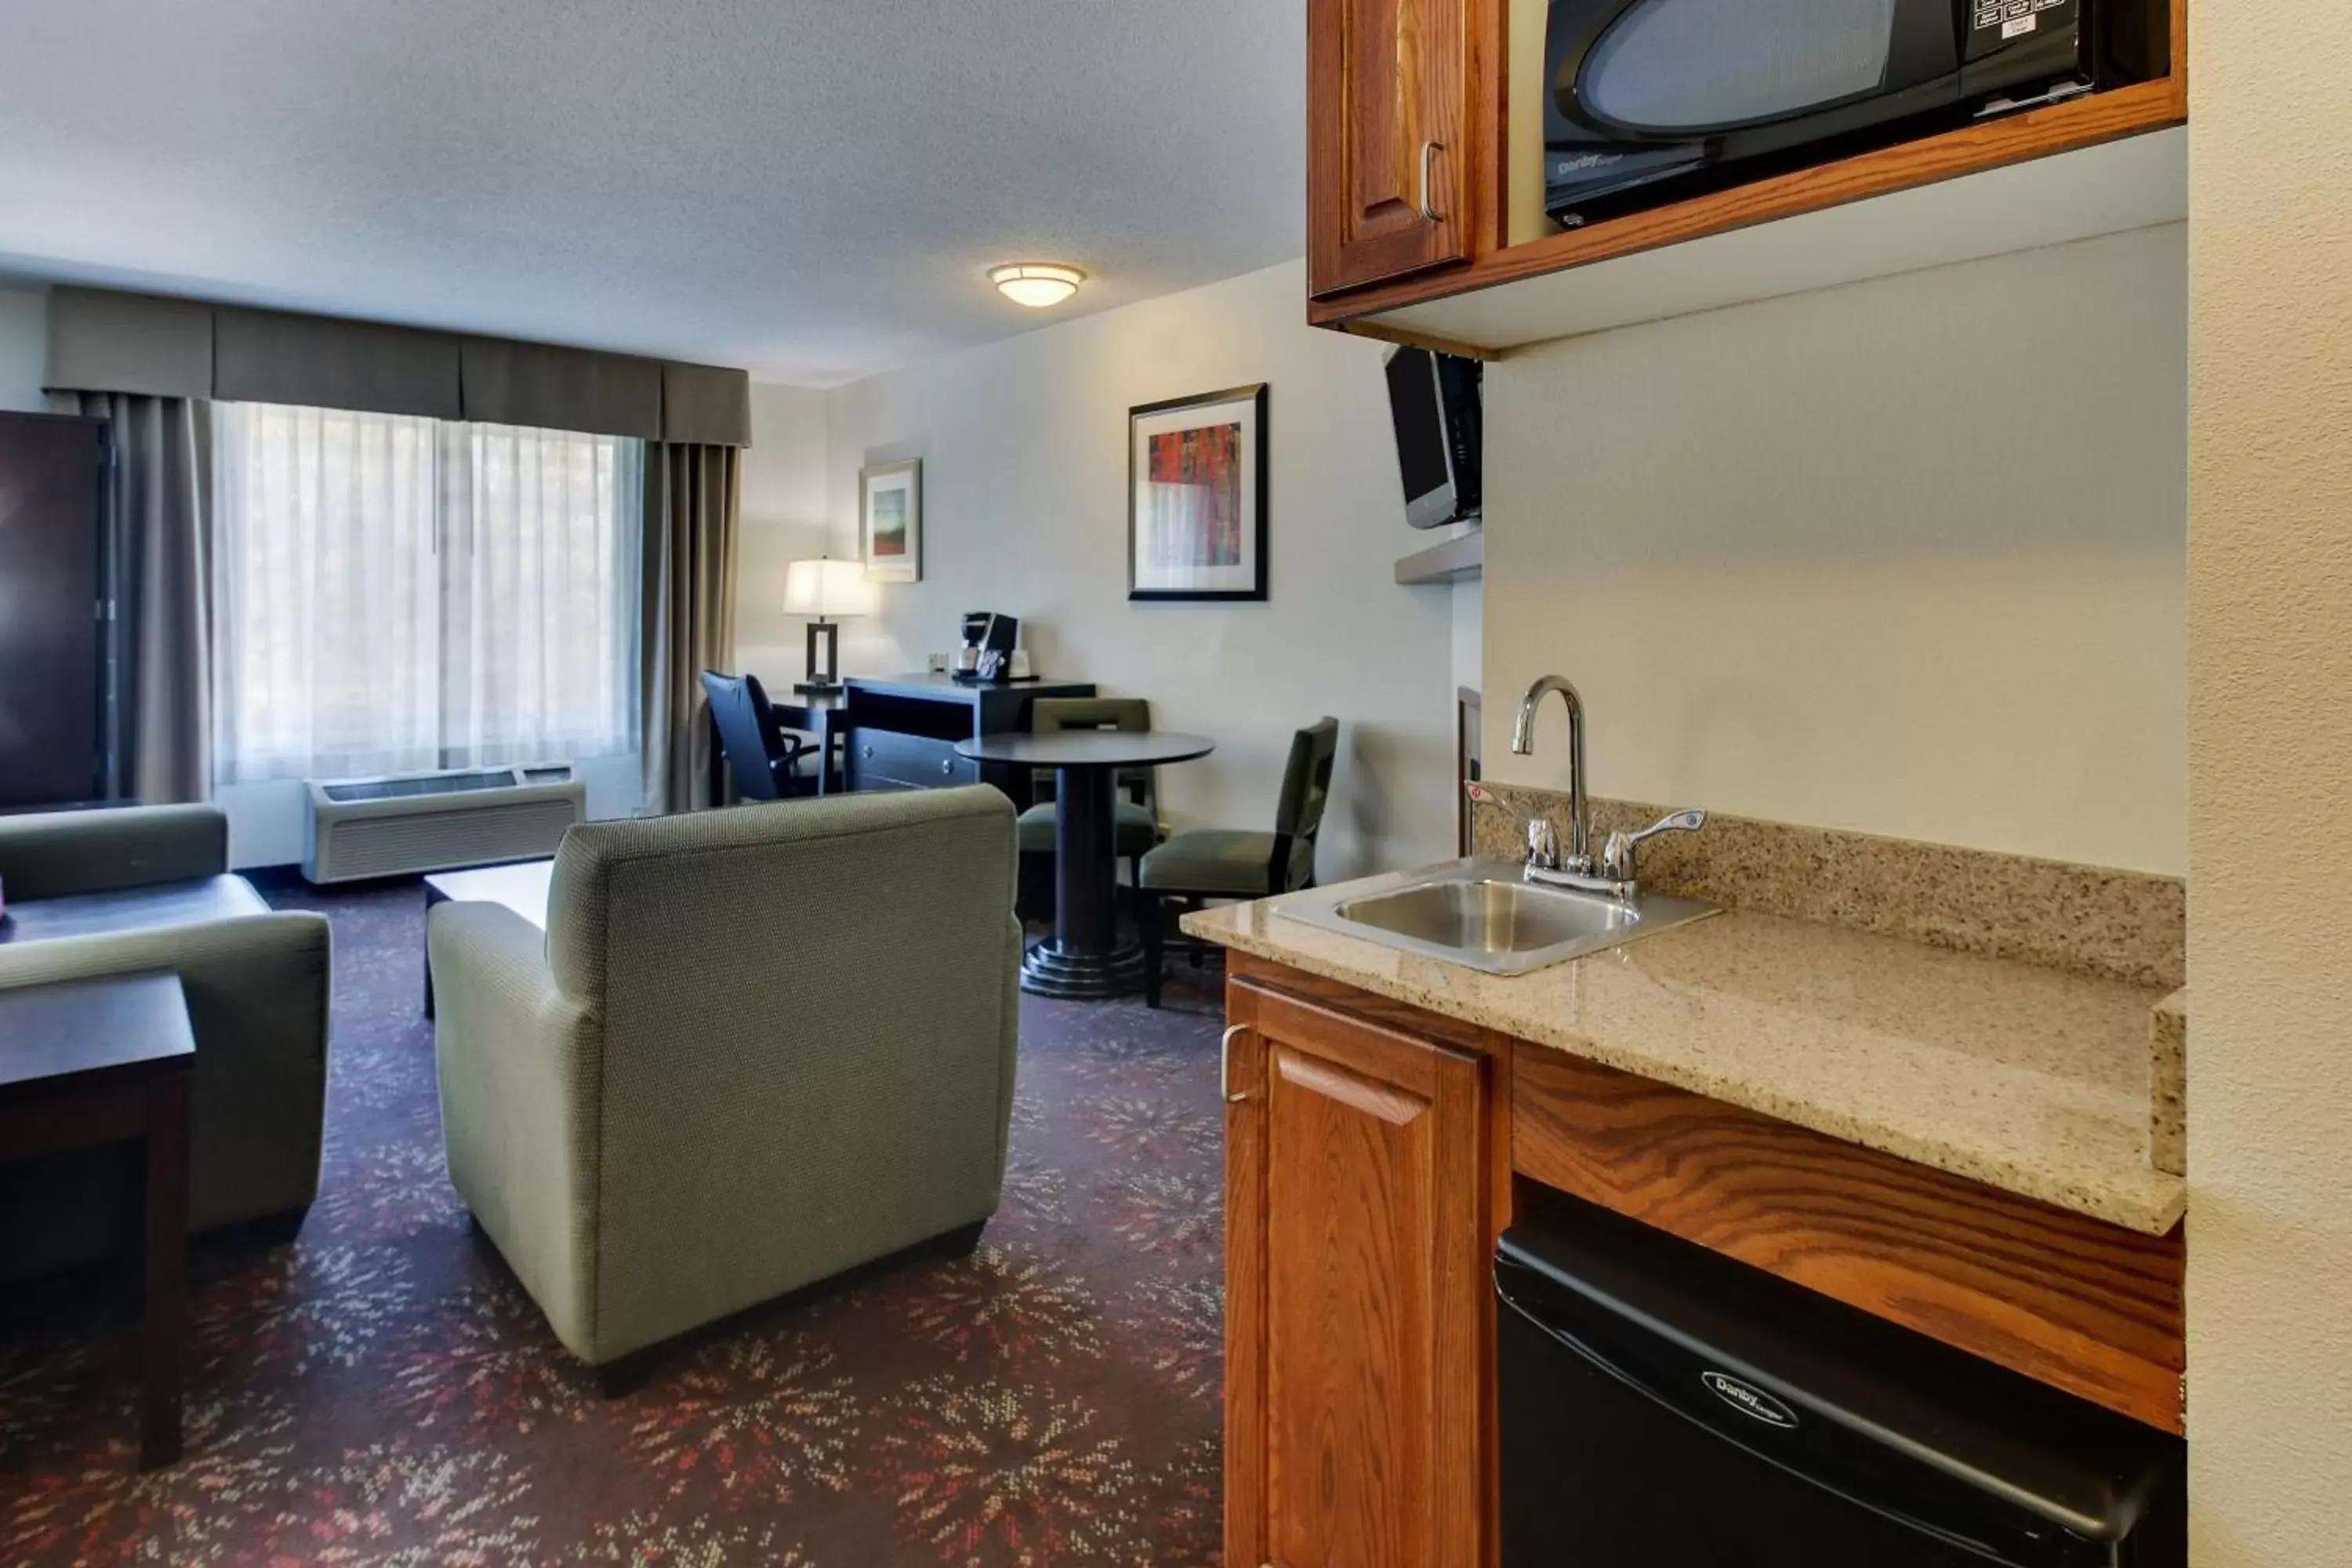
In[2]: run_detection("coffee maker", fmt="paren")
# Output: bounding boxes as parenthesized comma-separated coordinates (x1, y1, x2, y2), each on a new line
(954, 612, 1020, 684)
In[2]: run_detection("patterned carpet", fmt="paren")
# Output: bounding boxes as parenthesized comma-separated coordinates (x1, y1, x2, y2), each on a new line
(0, 880, 1229, 1566)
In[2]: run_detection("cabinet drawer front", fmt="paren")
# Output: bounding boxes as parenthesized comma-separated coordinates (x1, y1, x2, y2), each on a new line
(1225, 980, 1490, 1568)
(1512, 1046, 2187, 1434)
(851, 730, 978, 789)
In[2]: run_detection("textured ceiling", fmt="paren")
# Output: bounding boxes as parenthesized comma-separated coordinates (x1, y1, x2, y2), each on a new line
(0, 0, 1306, 385)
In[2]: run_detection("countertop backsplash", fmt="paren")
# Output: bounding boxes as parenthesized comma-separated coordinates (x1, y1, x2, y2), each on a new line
(1470, 786, 2185, 993)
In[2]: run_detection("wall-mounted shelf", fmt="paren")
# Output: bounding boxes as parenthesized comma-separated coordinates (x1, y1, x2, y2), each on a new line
(1396, 530, 1483, 585)
(1338, 124, 2185, 358)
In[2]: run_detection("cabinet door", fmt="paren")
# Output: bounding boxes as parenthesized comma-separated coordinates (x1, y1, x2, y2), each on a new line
(1225, 978, 1490, 1568)
(1306, 0, 1474, 297)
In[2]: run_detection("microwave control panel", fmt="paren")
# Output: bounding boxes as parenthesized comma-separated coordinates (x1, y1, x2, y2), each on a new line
(1966, 0, 2078, 61)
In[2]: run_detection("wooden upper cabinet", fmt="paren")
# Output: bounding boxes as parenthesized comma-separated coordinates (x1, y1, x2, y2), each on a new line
(1224, 978, 1490, 1568)
(1306, 0, 1483, 299)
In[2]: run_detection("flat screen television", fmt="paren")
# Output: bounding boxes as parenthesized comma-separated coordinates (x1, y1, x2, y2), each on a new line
(0, 412, 111, 809)
(1384, 344, 1484, 530)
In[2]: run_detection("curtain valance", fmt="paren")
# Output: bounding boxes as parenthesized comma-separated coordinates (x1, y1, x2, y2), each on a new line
(45, 285, 750, 446)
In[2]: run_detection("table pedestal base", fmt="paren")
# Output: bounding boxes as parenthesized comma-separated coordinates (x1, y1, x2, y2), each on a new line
(1021, 937, 1149, 1000)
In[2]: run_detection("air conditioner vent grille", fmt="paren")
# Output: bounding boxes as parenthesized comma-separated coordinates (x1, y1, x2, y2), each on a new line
(303, 768, 586, 883)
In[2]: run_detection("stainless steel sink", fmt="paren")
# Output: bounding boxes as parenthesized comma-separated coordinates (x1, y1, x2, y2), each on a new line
(1280, 859, 1717, 976)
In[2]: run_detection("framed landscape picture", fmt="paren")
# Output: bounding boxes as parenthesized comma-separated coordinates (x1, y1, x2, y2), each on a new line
(1128, 383, 1267, 602)
(861, 459, 922, 583)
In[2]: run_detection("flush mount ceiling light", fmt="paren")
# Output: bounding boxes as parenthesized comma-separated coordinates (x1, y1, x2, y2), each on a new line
(990, 263, 1085, 308)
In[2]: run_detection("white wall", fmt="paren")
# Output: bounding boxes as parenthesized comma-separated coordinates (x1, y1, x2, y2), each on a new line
(2186, 0, 2352, 1556)
(1484, 223, 2187, 875)
(780, 259, 1458, 880)
(0, 287, 46, 411)
(1451, 577, 1482, 697)
(737, 383, 836, 676)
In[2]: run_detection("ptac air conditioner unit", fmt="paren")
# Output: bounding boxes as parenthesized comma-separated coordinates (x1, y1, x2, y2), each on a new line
(302, 765, 586, 884)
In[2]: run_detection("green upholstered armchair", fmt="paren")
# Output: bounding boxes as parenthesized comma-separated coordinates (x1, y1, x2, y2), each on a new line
(1138, 717, 1340, 1008)
(426, 786, 1022, 1375)
(0, 805, 331, 1279)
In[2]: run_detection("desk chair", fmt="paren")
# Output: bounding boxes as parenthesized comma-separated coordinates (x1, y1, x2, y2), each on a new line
(1138, 717, 1338, 1007)
(701, 671, 822, 802)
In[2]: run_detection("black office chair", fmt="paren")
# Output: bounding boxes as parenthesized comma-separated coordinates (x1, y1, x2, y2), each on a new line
(700, 670, 822, 802)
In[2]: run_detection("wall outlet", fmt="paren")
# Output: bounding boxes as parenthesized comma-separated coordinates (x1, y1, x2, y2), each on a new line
(926, 652, 949, 673)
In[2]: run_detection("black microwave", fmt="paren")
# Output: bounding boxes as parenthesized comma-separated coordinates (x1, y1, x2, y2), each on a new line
(1544, 0, 2167, 227)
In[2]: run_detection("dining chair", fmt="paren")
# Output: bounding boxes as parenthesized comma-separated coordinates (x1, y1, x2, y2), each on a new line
(1138, 716, 1339, 1007)
(700, 670, 822, 803)
(1016, 698, 1163, 920)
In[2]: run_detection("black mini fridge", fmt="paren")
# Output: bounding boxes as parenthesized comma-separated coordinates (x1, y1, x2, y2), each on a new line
(1496, 1189, 2184, 1568)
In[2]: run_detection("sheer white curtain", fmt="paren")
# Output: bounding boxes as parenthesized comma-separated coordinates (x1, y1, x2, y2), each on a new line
(212, 403, 640, 783)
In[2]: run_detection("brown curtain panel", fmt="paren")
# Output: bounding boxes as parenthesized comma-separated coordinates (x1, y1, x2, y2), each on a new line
(72, 392, 214, 804)
(641, 442, 742, 814)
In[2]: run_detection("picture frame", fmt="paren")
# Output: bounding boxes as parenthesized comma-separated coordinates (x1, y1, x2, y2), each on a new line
(1128, 383, 1268, 602)
(860, 459, 922, 583)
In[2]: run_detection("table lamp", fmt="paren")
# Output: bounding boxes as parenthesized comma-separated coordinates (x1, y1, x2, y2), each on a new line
(782, 558, 871, 695)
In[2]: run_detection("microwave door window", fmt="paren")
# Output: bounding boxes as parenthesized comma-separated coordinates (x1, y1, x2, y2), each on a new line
(1580, 0, 1900, 132)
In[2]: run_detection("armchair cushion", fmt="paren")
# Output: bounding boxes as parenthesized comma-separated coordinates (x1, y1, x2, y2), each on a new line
(0, 804, 227, 902)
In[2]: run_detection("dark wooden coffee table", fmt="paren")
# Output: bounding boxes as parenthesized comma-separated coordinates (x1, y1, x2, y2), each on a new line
(0, 972, 194, 1468)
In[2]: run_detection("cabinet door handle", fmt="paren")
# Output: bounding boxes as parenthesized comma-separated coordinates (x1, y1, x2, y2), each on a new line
(1219, 1024, 1249, 1103)
(1419, 140, 1446, 223)
(942, 758, 955, 775)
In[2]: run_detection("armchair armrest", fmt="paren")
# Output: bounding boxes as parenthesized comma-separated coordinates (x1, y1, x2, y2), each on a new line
(426, 898, 602, 1358)
(0, 906, 330, 1232)
(0, 804, 229, 901)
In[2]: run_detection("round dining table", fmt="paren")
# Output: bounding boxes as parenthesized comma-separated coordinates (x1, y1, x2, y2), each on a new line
(956, 729, 1215, 999)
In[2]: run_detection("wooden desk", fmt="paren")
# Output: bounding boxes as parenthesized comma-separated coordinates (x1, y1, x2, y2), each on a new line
(702, 674, 1098, 807)
(768, 690, 852, 799)
(843, 673, 1095, 797)
(0, 973, 194, 1468)
(702, 690, 851, 808)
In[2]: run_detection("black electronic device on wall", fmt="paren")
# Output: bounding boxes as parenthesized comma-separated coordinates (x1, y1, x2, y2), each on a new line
(1385, 345, 1484, 532)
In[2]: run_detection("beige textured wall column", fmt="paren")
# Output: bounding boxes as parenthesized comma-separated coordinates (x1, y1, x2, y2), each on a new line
(2187, 0, 2352, 1559)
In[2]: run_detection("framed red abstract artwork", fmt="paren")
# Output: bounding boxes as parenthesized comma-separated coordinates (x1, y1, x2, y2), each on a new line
(1128, 383, 1268, 601)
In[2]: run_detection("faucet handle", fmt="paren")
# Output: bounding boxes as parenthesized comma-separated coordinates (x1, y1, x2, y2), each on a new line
(1600, 808, 1707, 883)
(1464, 782, 1563, 870)
(1462, 780, 1512, 813)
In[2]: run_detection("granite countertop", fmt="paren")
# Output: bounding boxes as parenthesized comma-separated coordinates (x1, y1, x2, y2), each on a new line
(1184, 865, 2187, 1236)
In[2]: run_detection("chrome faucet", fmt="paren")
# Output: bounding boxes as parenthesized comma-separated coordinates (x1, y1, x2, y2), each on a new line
(1511, 674, 1590, 872)
(1471, 672, 1706, 901)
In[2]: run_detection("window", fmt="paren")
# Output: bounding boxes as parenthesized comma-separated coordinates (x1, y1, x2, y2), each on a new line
(212, 403, 641, 783)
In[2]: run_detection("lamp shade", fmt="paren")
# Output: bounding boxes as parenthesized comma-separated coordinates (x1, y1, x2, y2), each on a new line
(782, 558, 873, 618)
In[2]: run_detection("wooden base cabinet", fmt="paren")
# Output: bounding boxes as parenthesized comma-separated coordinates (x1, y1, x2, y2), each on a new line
(1222, 976, 1494, 1568)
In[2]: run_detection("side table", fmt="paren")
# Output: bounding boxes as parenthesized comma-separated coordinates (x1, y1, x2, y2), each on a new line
(0, 972, 195, 1468)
